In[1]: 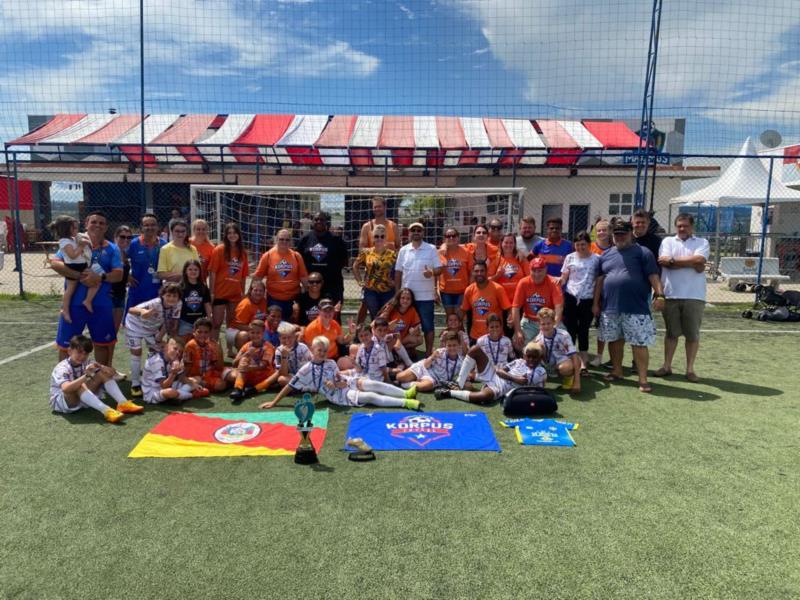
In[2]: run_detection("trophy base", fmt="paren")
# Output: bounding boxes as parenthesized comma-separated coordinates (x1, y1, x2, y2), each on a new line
(294, 447, 319, 465)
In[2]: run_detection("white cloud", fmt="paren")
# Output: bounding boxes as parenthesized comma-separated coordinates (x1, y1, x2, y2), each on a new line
(398, 3, 415, 20)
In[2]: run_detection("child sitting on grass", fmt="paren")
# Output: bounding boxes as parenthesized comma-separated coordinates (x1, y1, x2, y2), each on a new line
(50, 215, 98, 323)
(49, 334, 143, 423)
(229, 319, 278, 404)
(142, 337, 210, 404)
(259, 336, 419, 410)
(183, 317, 235, 393)
(533, 307, 581, 394)
(434, 341, 547, 403)
(438, 312, 470, 355)
(395, 332, 464, 393)
(476, 313, 516, 368)
(273, 321, 312, 388)
(354, 322, 390, 382)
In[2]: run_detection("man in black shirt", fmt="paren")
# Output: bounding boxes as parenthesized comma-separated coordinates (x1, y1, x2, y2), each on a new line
(297, 211, 348, 305)
(632, 209, 662, 259)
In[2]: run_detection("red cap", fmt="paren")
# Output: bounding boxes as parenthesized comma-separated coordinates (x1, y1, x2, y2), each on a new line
(530, 257, 547, 270)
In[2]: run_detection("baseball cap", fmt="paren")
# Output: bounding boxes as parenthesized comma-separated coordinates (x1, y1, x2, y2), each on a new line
(318, 298, 334, 310)
(530, 257, 547, 270)
(408, 222, 424, 230)
(612, 221, 633, 233)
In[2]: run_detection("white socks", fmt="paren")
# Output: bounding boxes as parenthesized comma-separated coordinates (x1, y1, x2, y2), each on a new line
(457, 355, 476, 389)
(361, 379, 405, 398)
(395, 345, 413, 367)
(358, 392, 404, 407)
(102, 379, 127, 404)
(450, 390, 472, 402)
(79, 389, 111, 414)
(130, 354, 142, 386)
(177, 383, 193, 400)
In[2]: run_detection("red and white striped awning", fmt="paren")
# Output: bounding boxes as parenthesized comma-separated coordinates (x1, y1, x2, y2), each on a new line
(8, 113, 641, 168)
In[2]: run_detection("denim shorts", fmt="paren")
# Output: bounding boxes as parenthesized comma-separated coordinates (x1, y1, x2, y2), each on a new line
(440, 292, 464, 309)
(415, 300, 435, 334)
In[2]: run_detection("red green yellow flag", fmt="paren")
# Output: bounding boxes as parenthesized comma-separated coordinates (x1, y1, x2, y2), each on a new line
(128, 411, 328, 458)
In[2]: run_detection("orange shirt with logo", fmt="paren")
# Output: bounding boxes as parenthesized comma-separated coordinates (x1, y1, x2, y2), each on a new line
(493, 255, 530, 304)
(387, 307, 421, 340)
(232, 296, 268, 329)
(303, 318, 343, 358)
(460, 280, 511, 339)
(183, 339, 224, 377)
(438, 247, 473, 294)
(512, 275, 564, 320)
(237, 340, 276, 380)
(208, 245, 249, 302)
(254, 247, 308, 301)
(190, 238, 215, 282)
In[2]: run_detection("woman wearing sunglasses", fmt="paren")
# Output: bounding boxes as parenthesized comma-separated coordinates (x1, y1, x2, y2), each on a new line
(293, 273, 337, 326)
(353, 224, 397, 320)
(437, 227, 472, 316)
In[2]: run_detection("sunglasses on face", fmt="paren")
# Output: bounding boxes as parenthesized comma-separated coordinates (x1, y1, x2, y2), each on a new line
(489, 225, 501, 230)
(308, 280, 323, 284)
(445, 234, 458, 239)
(373, 235, 385, 239)
(117, 235, 132, 240)
(277, 238, 291, 242)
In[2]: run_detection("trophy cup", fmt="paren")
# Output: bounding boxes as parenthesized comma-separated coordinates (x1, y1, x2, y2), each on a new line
(294, 393, 318, 465)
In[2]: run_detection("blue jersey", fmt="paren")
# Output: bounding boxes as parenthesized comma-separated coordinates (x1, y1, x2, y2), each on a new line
(533, 239, 574, 278)
(127, 235, 166, 307)
(56, 240, 122, 309)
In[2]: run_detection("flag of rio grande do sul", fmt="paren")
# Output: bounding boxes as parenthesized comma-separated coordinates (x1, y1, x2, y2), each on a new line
(128, 411, 328, 458)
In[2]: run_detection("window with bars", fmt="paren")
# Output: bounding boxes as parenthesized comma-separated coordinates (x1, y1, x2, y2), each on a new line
(608, 193, 633, 217)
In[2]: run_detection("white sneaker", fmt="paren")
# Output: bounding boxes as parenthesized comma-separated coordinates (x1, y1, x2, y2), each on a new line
(588, 356, 602, 368)
(113, 370, 127, 381)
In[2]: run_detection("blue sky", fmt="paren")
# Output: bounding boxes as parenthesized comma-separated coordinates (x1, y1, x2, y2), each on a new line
(0, 0, 799, 155)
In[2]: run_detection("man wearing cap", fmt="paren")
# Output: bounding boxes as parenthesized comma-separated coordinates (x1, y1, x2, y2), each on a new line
(593, 219, 664, 393)
(511, 257, 564, 351)
(533, 217, 574, 278)
(395, 222, 442, 356)
(297, 211, 348, 308)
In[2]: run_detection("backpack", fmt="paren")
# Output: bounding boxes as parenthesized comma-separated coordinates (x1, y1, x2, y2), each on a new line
(503, 386, 558, 416)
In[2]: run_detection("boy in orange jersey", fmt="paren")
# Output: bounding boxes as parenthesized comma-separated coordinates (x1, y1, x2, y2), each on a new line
(183, 317, 234, 393)
(229, 320, 278, 404)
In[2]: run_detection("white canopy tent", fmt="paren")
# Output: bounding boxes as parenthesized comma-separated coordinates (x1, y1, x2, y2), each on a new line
(670, 137, 800, 283)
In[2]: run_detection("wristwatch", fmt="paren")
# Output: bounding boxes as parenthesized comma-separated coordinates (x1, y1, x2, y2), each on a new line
(668, 257, 676, 267)
(100, 272, 107, 282)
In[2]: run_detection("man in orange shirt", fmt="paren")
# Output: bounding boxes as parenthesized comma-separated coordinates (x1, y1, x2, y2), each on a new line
(459, 262, 511, 343)
(512, 257, 564, 351)
(253, 229, 309, 320)
(302, 298, 355, 367)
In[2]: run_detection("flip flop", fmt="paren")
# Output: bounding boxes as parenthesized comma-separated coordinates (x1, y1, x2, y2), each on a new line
(638, 382, 653, 393)
(685, 372, 700, 383)
(653, 367, 672, 377)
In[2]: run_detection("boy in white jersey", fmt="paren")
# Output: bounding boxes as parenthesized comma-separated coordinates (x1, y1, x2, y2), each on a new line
(435, 341, 547, 403)
(141, 338, 210, 404)
(534, 308, 581, 394)
(273, 321, 312, 387)
(259, 336, 420, 410)
(354, 323, 390, 382)
(476, 314, 515, 368)
(395, 332, 464, 393)
(125, 283, 182, 398)
(49, 335, 144, 423)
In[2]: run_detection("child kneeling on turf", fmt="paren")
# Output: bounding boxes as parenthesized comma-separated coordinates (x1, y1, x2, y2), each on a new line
(183, 317, 235, 392)
(435, 341, 547, 403)
(259, 336, 420, 410)
(395, 332, 464, 393)
(229, 319, 278, 403)
(273, 321, 312, 387)
(534, 307, 581, 394)
(142, 338, 209, 404)
(49, 334, 144, 423)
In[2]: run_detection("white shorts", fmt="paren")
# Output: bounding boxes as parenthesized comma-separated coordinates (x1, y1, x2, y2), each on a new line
(126, 332, 157, 351)
(326, 386, 361, 407)
(49, 392, 82, 414)
(409, 361, 435, 383)
(143, 390, 166, 405)
(474, 362, 509, 400)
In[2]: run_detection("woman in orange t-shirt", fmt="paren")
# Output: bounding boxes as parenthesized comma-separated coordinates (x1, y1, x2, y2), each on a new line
(190, 218, 215, 283)
(228, 280, 268, 352)
(438, 227, 473, 316)
(590, 219, 612, 255)
(253, 229, 308, 320)
(208, 222, 250, 353)
(491, 233, 531, 305)
(463, 224, 499, 275)
(380, 288, 423, 360)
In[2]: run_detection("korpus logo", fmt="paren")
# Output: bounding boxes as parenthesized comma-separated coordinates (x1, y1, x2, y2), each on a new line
(503, 262, 518, 279)
(446, 258, 461, 276)
(473, 297, 491, 316)
(228, 257, 241, 276)
(526, 293, 545, 312)
(275, 258, 292, 278)
(387, 414, 454, 447)
(310, 243, 328, 263)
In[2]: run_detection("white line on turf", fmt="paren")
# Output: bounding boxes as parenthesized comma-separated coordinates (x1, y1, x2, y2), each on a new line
(0, 322, 59, 325)
(0, 341, 55, 367)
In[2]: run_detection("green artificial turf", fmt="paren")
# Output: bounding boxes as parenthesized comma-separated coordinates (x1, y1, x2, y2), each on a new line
(0, 298, 798, 599)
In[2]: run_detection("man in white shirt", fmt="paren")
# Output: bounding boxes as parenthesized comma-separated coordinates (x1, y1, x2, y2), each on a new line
(395, 222, 442, 356)
(654, 213, 709, 383)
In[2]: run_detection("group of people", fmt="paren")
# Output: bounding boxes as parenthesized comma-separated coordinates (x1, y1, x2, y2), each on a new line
(47, 195, 710, 423)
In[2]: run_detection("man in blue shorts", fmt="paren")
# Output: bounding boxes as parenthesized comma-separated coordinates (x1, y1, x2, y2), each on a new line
(126, 212, 165, 310)
(50, 211, 124, 367)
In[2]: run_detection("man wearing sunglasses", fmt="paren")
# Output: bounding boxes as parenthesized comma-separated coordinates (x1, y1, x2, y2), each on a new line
(297, 211, 348, 311)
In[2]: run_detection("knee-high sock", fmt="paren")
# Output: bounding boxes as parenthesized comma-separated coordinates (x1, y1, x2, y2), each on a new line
(130, 354, 142, 386)
(357, 391, 404, 408)
(102, 379, 128, 404)
(395, 345, 413, 367)
(360, 379, 405, 398)
(177, 383, 193, 400)
(450, 390, 472, 402)
(79, 389, 111, 414)
(457, 355, 476, 389)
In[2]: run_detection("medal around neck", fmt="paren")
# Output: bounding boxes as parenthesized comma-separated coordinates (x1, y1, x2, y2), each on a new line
(293, 394, 318, 465)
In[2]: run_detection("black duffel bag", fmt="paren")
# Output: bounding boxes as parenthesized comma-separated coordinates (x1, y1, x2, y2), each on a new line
(503, 386, 558, 416)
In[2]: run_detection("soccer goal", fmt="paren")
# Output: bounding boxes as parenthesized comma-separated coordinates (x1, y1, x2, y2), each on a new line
(189, 185, 526, 299)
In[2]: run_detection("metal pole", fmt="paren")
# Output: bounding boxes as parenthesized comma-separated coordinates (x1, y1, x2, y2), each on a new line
(12, 153, 24, 296)
(755, 157, 774, 287)
(139, 0, 146, 211)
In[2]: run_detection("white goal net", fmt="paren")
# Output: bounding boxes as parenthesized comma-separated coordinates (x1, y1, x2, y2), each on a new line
(190, 185, 526, 300)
